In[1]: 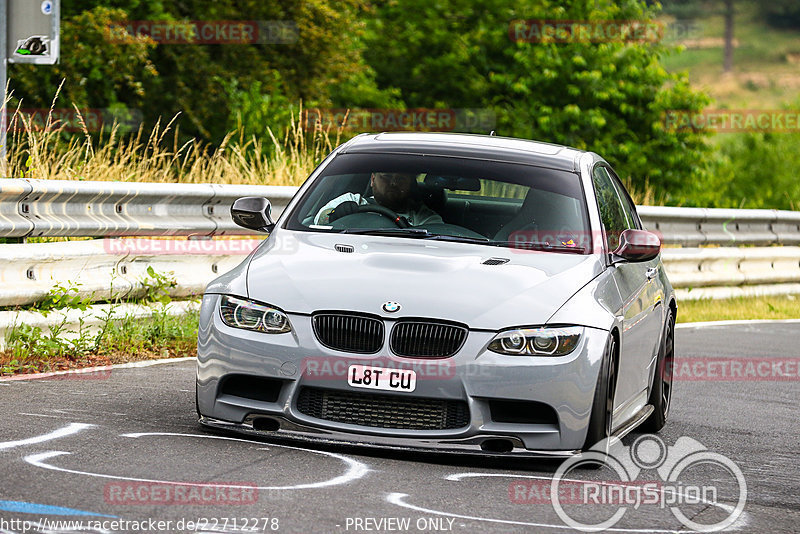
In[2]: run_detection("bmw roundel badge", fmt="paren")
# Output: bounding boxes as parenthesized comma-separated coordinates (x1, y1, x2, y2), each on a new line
(382, 301, 401, 313)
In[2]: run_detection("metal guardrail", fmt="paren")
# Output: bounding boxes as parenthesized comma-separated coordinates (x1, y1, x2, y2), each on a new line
(0, 239, 798, 308)
(638, 206, 800, 246)
(1, 180, 800, 310)
(0, 179, 296, 238)
(663, 247, 800, 288)
(2, 180, 800, 246)
(0, 238, 260, 307)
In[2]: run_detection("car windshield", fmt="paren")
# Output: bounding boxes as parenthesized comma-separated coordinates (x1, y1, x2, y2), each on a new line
(286, 153, 591, 254)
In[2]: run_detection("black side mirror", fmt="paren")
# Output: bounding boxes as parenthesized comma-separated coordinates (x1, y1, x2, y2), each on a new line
(612, 228, 661, 262)
(231, 197, 275, 233)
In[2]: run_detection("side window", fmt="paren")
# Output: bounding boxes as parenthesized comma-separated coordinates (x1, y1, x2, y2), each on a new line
(592, 166, 633, 251)
(605, 167, 641, 230)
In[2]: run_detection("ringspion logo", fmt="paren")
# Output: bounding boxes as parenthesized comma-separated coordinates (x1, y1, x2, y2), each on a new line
(550, 435, 747, 532)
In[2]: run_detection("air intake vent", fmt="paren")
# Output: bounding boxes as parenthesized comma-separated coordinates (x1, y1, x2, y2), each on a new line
(335, 244, 355, 253)
(390, 320, 467, 358)
(219, 375, 284, 403)
(296, 387, 470, 430)
(482, 257, 510, 265)
(312, 312, 384, 353)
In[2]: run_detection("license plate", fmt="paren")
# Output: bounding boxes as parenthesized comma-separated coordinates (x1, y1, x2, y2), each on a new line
(347, 365, 417, 392)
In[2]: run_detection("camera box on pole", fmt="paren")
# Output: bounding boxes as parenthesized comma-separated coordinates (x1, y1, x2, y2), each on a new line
(6, 0, 59, 65)
(1, 0, 60, 170)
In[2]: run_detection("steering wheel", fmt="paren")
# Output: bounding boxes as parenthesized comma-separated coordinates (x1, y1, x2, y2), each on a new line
(339, 204, 410, 228)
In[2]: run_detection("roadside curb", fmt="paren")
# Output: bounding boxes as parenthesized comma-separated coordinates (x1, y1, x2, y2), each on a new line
(0, 356, 195, 382)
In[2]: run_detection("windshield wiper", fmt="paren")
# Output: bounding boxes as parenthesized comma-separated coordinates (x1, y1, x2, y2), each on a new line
(341, 228, 431, 237)
(341, 228, 491, 244)
(423, 234, 491, 244)
(487, 240, 587, 254)
(340, 228, 581, 252)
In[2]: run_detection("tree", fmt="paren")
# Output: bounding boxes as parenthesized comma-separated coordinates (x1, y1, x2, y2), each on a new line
(8, 7, 157, 115)
(760, 0, 800, 29)
(722, 0, 734, 72)
(362, 0, 711, 202)
(7, 0, 392, 144)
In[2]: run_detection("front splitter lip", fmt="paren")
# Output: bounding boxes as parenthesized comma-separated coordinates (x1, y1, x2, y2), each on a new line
(199, 415, 580, 459)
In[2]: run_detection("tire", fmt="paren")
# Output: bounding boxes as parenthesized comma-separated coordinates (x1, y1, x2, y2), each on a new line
(583, 334, 618, 451)
(641, 308, 675, 432)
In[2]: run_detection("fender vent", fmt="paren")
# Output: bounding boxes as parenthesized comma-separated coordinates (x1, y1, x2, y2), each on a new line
(482, 257, 510, 265)
(334, 244, 355, 253)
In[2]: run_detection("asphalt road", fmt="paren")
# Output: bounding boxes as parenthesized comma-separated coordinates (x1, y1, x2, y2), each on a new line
(0, 322, 797, 534)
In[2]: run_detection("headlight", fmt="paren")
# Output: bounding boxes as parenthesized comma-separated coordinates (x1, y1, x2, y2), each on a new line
(219, 295, 292, 334)
(488, 326, 583, 356)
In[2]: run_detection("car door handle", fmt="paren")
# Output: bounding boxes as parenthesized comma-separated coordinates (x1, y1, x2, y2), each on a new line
(646, 267, 658, 280)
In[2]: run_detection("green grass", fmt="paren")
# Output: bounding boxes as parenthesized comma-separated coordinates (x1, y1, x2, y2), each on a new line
(677, 295, 800, 323)
(0, 307, 200, 376)
(0, 271, 197, 376)
(660, 5, 800, 109)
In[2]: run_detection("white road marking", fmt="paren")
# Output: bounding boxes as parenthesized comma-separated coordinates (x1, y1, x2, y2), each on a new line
(387, 492, 681, 532)
(17, 413, 63, 419)
(438, 472, 750, 530)
(26, 432, 370, 490)
(677, 318, 800, 329)
(0, 423, 95, 451)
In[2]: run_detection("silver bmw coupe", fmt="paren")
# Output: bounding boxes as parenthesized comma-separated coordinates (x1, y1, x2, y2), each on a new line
(196, 132, 675, 457)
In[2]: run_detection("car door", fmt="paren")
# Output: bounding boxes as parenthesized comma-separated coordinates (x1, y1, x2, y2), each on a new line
(592, 165, 664, 424)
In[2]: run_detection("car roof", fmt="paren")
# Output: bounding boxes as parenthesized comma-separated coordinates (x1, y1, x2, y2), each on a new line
(339, 132, 584, 172)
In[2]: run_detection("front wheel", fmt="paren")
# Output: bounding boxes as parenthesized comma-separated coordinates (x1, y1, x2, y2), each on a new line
(641, 308, 675, 432)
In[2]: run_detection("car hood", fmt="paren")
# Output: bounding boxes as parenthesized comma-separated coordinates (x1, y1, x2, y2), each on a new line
(244, 230, 604, 330)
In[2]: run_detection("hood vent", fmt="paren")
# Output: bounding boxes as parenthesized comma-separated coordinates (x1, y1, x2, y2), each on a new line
(482, 257, 510, 266)
(334, 244, 355, 253)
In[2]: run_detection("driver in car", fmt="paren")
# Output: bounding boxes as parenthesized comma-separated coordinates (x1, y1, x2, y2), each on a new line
(314, 172, 443, 226)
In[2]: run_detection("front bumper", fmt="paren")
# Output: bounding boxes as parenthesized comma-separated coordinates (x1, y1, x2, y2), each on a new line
(197, 294, 609, 455)
(200, 414, 580, 458)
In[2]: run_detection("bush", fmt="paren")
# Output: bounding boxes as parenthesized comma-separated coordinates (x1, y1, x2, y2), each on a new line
(760, 0, 800, 29)
(703, 131, 800, 210)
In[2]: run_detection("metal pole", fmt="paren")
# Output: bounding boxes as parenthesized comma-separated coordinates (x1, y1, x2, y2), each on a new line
(0, 0, 7, 177)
